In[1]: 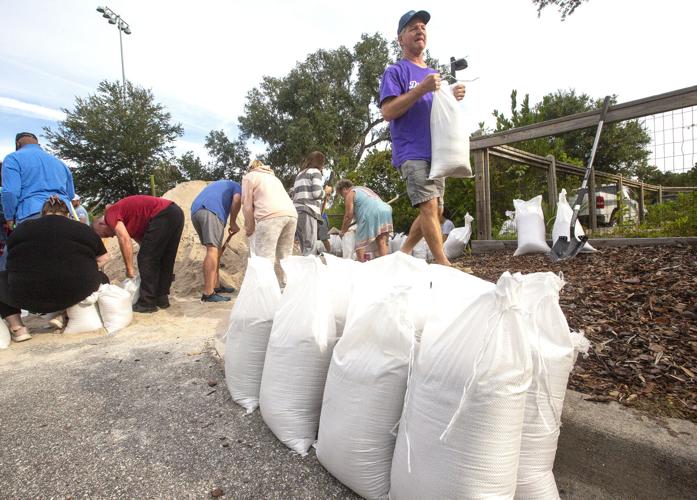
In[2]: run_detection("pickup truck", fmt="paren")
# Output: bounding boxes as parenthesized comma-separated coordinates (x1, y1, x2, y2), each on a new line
(577, 184, 642, 226)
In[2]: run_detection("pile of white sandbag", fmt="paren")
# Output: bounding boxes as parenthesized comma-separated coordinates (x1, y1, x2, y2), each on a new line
(552, 189, 596, 253)
(221, 252, 586, 499)
(64, 282, 134, 335)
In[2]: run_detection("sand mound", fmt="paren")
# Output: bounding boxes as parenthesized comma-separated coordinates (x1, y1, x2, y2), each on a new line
(102, 181, 250, 298)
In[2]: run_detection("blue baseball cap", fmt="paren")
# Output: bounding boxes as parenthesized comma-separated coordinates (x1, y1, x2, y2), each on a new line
(397, 10, 430, 35)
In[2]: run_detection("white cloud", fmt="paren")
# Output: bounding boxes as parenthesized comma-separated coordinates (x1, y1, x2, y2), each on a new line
(0, 97, 66, 122)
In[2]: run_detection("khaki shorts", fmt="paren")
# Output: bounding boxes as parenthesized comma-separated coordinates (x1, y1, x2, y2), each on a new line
(192, 209, 224, 248)
(399, 160, 445, 207)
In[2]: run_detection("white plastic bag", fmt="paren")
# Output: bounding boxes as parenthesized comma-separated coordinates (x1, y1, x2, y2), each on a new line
(259, 256, 337, 455)
(500, 210, 517, 236)
(515, 272, 585, 499)
(390, 273, 533, 499)
(225, 256, 281, 414)
(552, 189, 596, 253)
(329, 234, 343, 257)
(341, 230, 356, 260)
(443, 213, 474, 260)
(0, 320, 10, 349)
(97, 284, 133, 334)
(513, 195, 551, 256)
(122, 276, 141, 305)
(64, 292, 103, 334)
(317, 289, 415, 500)
(389, 232, 406, 254)
(429, 84, 473, 179)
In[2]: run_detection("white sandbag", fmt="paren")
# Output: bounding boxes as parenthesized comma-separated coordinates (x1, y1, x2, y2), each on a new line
(0, 320, 10, 349)
(323, 254, 360, 337)
(513, 195, 551, 256)
(317, 289, 415, 500)
(329, 234, 343, 257)
(259, 256, 337, 455)
(515, 272, 586, 499)
(389, 233, 406, 254)
(390, 273, 533, 499)
(341, 230, 356, 260)
(225, 256, 281, 414)
(122, 276, 141, 305)
(347, 252, 431, 336)
(64, 292, 103, 334)
(412, 239, 429, 260)
(443, 213, 474, 260)
(500, 210, 517, 236)
(429, 84, 473, 179)
(97, 284, 133, 334)
(552, 189, 596, 253)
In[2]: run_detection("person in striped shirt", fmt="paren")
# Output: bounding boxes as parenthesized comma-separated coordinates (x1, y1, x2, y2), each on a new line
(292, 151, 332, 255)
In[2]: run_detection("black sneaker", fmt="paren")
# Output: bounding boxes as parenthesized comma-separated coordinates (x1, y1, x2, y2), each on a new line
(214, 285, 236, 294)
(133, 302, 157, 313)
(201, 293, 231, 303)
(156, 296, 170, 309)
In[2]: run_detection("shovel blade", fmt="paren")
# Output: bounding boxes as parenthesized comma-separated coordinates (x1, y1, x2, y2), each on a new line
(549, 234, 588, 263)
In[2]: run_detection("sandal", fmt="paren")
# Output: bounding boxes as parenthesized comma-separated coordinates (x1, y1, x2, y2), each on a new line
(11, 326, 32, 342)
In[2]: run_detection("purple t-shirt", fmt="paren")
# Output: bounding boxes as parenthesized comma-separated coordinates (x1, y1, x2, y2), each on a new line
(379, 59, 438, 168)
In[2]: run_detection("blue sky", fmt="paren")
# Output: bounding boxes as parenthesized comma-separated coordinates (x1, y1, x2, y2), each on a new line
(1, 0, 695, 169)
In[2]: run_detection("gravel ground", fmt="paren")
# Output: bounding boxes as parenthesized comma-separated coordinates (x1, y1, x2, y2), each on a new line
(0, 314, 358, 500)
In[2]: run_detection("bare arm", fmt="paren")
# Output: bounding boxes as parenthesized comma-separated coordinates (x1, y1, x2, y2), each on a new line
(96, 252, 110, 269)
(340, 191, 355, 235)
(241, 178, 256, 237)
(381, 73, 441, 122)
(228, 193, 241, 235)
(113, 221, 136, 278)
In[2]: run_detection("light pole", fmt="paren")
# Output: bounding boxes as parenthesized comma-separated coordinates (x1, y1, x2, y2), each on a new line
(96, 6, 131, 100)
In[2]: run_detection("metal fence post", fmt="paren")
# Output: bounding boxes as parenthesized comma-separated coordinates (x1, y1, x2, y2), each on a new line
(639, 182, 645, 223)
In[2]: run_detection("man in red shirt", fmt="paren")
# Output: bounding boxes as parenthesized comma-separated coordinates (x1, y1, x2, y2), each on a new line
(93, 195, 184, 313)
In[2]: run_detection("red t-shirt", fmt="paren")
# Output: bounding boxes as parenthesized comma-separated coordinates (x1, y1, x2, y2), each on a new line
(104, 195, 172, 242)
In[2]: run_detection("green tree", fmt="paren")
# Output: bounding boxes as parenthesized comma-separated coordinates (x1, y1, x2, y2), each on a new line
(239, 33, 392, 186)
(532, 0, 587, 19)
(204, 130, 251, 182)
(44, 80, 183, 205)
(177, 151, 208, 181)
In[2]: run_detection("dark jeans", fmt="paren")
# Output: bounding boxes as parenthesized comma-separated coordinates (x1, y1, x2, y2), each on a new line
(137, 203, 184, 307)
(0, 270, 109, 318)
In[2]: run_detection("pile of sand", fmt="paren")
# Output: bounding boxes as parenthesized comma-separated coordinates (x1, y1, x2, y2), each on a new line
(102, 181, 250, 298)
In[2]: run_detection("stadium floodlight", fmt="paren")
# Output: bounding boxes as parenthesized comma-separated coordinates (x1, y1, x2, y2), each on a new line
(95, 6, 132, 101)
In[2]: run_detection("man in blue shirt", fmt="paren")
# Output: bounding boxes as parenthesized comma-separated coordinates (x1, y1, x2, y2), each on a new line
(2, 132, 75, 226)
(190, 180, 242, 302)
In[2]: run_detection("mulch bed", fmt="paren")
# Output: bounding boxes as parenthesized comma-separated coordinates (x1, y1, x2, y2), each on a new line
(454, 244, 697, 423)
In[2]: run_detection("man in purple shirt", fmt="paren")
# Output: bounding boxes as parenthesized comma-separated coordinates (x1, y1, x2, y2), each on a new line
(379, 10, 465, 266)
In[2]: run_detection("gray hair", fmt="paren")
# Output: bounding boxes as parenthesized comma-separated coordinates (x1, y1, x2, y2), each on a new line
(335, 179, 354, 193)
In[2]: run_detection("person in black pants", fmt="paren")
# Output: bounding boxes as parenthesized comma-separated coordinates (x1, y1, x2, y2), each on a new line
(93, 195, 184, 313)
(0, 196, 110, 342)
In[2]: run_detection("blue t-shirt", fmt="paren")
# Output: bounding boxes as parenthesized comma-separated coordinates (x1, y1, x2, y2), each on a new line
(1, 144, 75, 221)
(379, 59, 438, 168)
(191, 180, 241, 223)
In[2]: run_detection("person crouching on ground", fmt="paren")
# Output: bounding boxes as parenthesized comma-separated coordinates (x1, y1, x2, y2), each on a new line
(335, 179, 393, 262)
(241, 160, 298, 286)
(293, 151, 332, 255)
(93, 195, 184, 313)
(190, 180, 242, 303)
(0, 196, 109, 342)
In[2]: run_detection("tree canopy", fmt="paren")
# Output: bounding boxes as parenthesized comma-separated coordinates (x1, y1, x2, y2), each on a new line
(44, 80, 183, 205)
(531, 0, 587, 19)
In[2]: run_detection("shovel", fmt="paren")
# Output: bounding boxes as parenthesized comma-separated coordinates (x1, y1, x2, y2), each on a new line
(549, 95, 611, 263)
